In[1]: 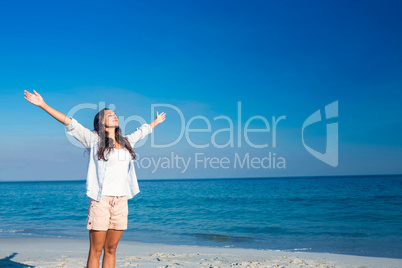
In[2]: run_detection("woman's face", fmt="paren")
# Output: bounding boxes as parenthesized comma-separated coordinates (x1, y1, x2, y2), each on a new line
(103, 110, 119, 128)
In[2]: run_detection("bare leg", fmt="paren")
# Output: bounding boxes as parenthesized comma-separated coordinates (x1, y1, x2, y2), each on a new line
(102, 229, 124, 268)
(87, 230, 107, 268)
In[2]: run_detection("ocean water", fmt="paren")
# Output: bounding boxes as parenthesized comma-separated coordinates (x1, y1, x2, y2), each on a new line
(0, 175, 401, 258)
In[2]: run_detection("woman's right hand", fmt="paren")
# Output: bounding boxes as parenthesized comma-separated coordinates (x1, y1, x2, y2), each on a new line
(24, 89, 45, 107)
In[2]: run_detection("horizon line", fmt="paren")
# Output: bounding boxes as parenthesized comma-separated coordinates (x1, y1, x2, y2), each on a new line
(1, 173, 401, 183)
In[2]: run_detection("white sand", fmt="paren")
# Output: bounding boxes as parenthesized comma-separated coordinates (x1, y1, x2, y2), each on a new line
(0, 237, 401, 268)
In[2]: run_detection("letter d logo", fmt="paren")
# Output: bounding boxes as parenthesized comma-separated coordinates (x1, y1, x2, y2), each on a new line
(302, 101, 338, 167)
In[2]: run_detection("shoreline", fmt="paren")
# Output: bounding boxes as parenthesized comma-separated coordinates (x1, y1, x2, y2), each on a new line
(2, 232, 400, 259)
(1, 237, 401, 268)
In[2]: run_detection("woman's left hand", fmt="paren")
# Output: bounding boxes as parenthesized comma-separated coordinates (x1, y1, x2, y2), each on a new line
(155, 111, 166, 124)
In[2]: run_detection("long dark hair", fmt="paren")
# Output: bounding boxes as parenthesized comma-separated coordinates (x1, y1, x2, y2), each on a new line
(94, 108, 136, 161)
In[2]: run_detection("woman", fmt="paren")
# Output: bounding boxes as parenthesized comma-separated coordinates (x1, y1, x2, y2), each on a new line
(24, 89, 166, 268)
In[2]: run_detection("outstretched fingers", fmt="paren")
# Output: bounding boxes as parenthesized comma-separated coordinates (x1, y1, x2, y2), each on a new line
(24, 89, 43, 107)
(24, 90, 35, 98)
(158, 111, 166, 122)
(24, 90, 32, 100)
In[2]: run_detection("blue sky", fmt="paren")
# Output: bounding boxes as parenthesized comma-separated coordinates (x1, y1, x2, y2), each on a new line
(1, 0, 401, 181)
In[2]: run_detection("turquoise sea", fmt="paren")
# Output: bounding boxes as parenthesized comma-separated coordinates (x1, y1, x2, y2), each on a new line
(0, 175, 401, 258)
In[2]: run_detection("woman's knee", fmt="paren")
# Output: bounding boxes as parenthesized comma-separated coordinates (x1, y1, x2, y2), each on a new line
(89, 246, 103, 259)
(104, 243, 118, 255)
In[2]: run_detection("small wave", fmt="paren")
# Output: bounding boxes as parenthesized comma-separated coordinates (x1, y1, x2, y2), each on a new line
(0, 229, 25, 233)
(294, 248, 312, 251)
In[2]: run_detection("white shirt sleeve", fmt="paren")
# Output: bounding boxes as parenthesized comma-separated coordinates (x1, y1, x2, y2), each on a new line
(65, 117, 99, 148)
(125, 124, 153, 147)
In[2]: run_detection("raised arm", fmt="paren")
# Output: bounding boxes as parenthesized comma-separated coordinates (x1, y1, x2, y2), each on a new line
(24, 89, 98, 148)
(24, 90, 71, 126)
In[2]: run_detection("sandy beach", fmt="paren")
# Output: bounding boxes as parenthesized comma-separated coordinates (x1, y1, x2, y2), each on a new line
(0, 238, 400, 268)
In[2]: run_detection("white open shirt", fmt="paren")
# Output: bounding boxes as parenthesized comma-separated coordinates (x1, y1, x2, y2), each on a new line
(65, 117, 152, 201)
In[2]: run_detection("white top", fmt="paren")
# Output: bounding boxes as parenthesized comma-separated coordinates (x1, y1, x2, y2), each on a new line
(65, 117, 153, 201)
(101, 148, 132, 196)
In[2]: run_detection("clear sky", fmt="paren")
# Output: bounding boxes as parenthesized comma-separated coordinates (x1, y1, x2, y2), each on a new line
(1, 0, 401, 181)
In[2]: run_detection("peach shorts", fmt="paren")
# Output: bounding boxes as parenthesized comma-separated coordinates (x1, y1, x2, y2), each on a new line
(87, 195, 128, 231)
